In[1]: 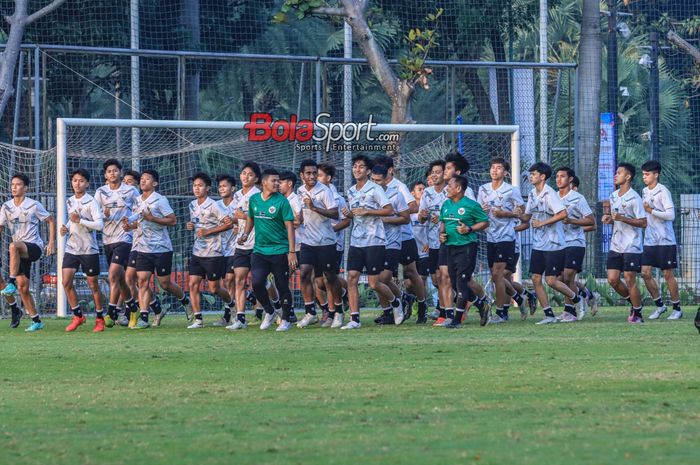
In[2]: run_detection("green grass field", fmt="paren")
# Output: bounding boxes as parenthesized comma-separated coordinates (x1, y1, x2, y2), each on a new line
(1, 308, 699, 465)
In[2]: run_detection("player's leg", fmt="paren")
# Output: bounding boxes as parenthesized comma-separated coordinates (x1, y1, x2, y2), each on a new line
(16, 248, 43, 331)
(154, 253, 189, 324)
(251, 254, 276, 330)
(136, 267, 154, 328)
(448, 244, 477, 328)
(370, 247, 403, 325)
(1, 274, 22, 328)
(187, 273, 204, 328)
(269, 254, 293, 331)
(2, 241, 30, 295)
(624, 270, 644, 322)
(642, 265, 665, 319)
(83, 255, 105, 332)
(62, 263, 85, 332)
(663, 268, 683, 319)
(123, 252, 139, 327)
(232, 261, 251, 329)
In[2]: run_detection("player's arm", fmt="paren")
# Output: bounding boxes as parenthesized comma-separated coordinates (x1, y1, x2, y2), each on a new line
(406, 200, 418, 215)
(80, 202, 104, 231)
(45, 215, 56, 255)
(383, 208, 410, 225)
(470, 220, 489, 232)
(567, 214, 596, 228)
(144, 213, 176, 226)
(614, 215, 646, 228)
(514, 221, 529, 232)
(285, 220, 298, 271)
(439, 220, 447, 243)
(417, 196, 430, 224)
(306, 192, 339, 219)
(334, 217, 351, 231)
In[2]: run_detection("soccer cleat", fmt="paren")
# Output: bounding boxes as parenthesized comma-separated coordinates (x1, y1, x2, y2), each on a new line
(297, 313, 319, 328)
(392, 304, 404, 326)
(401, 293, 415, 322)
(182, 301, 193, 322)
(153, 311, 167, 327)
(588, 292, 600, 316)
(212, 317, 230, 327)
(341, 320, 361, 330)
(428, 309, 440, 320)
(416, 315, 428, 325)
(1, 282, 18, 296)
(117, 315, 129, 327)
(320, 317, 334, 328)
(519, 305, 528, 321)
(93, 319, 106, 332)
(65, 315, 86, 332)
(446, 321, 462, 329)
(488, 314, 505, 325)
(478, 307, 490, 327)
(374, 314, 385, 324)
(226, 320, 247, 330)
(574, 298, 585, 319)
(276, 320, 292, 332)
(187, 319, 204, 329)
(432, 317, 446, 327)
(438, 317, 453, 327)
(648, 306, 667, 320)
(10, 307, 22, 328)
(132, 319, 150, 329)
(25, 321, 44, 332)
(128, 311, 139, 329)
(260, 312, 275, 330)
(628, 315, 644, 324)
(559, 312, 578, 323)
(103, 315, 115, 328)
(536, 316, 558, 325)
(667, 310, 683, 320)
(289, 311, 298, 324)
(526, 291, 538, 315)
(331, 312, 345, 328)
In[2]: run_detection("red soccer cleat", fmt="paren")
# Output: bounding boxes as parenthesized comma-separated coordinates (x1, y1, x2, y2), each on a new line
(432, 317, 446, 327)
(93, 318, 105, 333)
(65, 315, 86, 332)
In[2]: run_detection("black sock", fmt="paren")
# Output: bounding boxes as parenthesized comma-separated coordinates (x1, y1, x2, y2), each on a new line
(8, 276, 16, 285)
(391, 297, 400, 309)
(124, 305, 132, 319)
(10, 302, 19, 312)
(625, 296, 632, 305)
(108, 304, 118, 320)
(496, 307, 504, 318)
(179, 295, 189, 306)
(223, 305, 232, 322)
(383, 307, 392, 317)
(446, 308, 454, 319)
(672, 301, 681, 311)
(150, 299, 162, 315)
(417, 299, 427, 315)
(140, 311, 149, 322)
(334, 302, 343, 315)
(319, 301, 329, 314)
(31, 314, 41, 323)
(272, 299, 282, 311)
(96, 310, 104, 319)
(454, 309, 465, 322)
(438, 305, 446, 318)
(513, 293, 523, 306)
(265, 306, 275, 315)
(351, 313, 360, 323)
(655, 297, 664, 308)
(543, 306, 555, 318)
(572, 295, 581, 304)
(328, 310, 336, 320)
(237, 312, 246, 324)
(502, 304, 510, 316)
(72, 306, 83, 318)
(633, 306, 643, 317)
(195, 313, 203, 321)
(304, 302, 317, 316)
(564, 304, 576, 316)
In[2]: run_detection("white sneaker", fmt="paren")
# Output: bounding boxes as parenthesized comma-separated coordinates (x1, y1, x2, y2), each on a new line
(392, 304, 404, 325)
(187, 319, 204, 329)
(578, 298, 587, 320)
(667, 310, 683, 320)
(439, 318, 453, 327)
(536, 316, 558, 325)
(320, 317, 333, 328)
(559, 312, 578, 323)
(276, 320, 292, 332)
(574, 298, 584, 319)
(589, 292, 600, 316)
(260, 312, 275, 330)
(331, 312, 345, 328)
(341, 320, 361, 330)
(226, 320, 247, 330)
(297, 313, 319, 328)
(212, 317, 230, 327)
(488, 314, 505, 325)
(648, 306, 667, 320)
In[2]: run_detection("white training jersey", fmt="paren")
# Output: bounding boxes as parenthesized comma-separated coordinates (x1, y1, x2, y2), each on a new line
(65, 193, 103, 255)
(298, 182, 337, 247)
(465, 186, 476, 202)
(642, 183, 676, 246)
(419, 185, 446, 250)
(411, 213, 429, 259)
(525, 184, 566, 252)
(477, 181, 524, 243)
(130, 192, 174, 253)
(609, 188, 645, 254)
(387, 178, 415, 241)
(94, 183, 139, 245)
(189, 197, 228, 258)
(0, 197, 51, 248)
(383, 184, 409, 250)
(560, 190, 593, 248)
(232, 186, 260, 251)
(216, 198, 237, 257)
(286, 192, 302, 252)
(347, 180, 390, 248)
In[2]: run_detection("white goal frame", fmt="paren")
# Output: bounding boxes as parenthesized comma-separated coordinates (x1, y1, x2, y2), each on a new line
(56, 118, 521, 317)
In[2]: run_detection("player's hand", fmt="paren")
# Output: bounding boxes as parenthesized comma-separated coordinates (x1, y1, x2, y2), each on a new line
(142, 211, 155, 222)
(295, 212, 303, 225)
(418, 209, 429, 221)
(601, 214, 612, 224)
(288, 251, 298, 272)
(121, 217, 130, 231)
(643, 201, 653, 214)
(60, 224, 69, 236)
(430, 213, 439, 224)
(439, 232, 447, 244)
(422, 244, 429, 253)
(342, 207, 353, 218)
(186, 221, 195, 231)
(456, 220, 470, 235)
(196, 228, 207, 238)
(492, 208, 509, 218)
(103, 207, 111, 218)
(223, 216, 233, 226)
(513, 205, 524, 216)
(612, 213, 625, 222)
(69, 211, 80, 223)
(237, 232, 249, 245)
(481, 203, 490, 213)
(531, 219, 544, 228)
(563, 217, 571, 224)
(351, 208, 367, 217)
(303, 195, 313, 209)
(45, 241, 55, 256)
(234, 209, 247, 220)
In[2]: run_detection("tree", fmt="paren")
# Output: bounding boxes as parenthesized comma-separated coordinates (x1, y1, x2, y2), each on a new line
(0, 0, 65, 121)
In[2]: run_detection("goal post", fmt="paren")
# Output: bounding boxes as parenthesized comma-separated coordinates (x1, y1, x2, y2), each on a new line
(55, 118, 521, 318)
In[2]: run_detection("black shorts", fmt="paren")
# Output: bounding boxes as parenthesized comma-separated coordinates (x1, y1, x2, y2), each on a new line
(487, 241, 516, 268)
(190, 255, 225, 281)
(383, 248, 401, 275)
(299, 244, 338, 276)
(347, 245, 385, 275)
(438, 244, 449, 268)
(127, 250, 138, 269)
(104, 242, 131, 268)
(607, 251, 642, 273)
(427, 248, 440, 274)
(641, 245, 677, 270)
(416, 257, 430, 277)
(232, 247, 253, 269)
(135, 251, 173, 276)
(564, 246, 586, 272)
(529, 249, 566, 277)
(507, 253, 520, 274)
(447, 243, 477, 284)
(62, 253, 100, 277)
(224, 255, 236, 275)
(18, 242, 42, 279)
(399, 239, 418, 265)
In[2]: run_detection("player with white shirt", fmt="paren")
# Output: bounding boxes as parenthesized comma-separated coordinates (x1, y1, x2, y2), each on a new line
(477, 157, 525, 324)
(601, 163, 647, 324)
(277, 171, 303, 324)
(60, 169, 105, 332)
(121, 170, 143, 327)
(213, 174, 238, 327)
(639, 161, 683, 321)
(94, 159, 140, 328)
(185, 173, 235, 329)
(519, 162, 584, 325)
(124, 169, 190, 329)
(0, 173, 55, 332)
(409, 180, 430, 324)
(341, 155, 399, 330)
(570, 176, 600, 315)
(555, 167, 596, 321)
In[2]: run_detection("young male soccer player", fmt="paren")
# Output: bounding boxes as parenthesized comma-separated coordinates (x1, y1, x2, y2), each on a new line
(0, 173, 55, 331)
(278, 171, 303, 324)
(410, 180, 430, 324)
(124, 169, 189, 328)
(213, 174, 238, 327)
(602, 163, 647, 323)
(555, 167, 595, 322)
(238, 169, 297, 332)
(296, 160, 343, 328)
(94, 159, 140, 328)
(342, 155, 398, 330)
(519, 162, 584, 324)
(61, 169, 105, 332)
(121, 170, 142, 327)
(477, 157, 525, 323)
(229, 162, 261, 330)
(185, 172, 234, 329)
(570, 175, 600, 315)
(639, 160, 683, 320)
(439, 175, 489, 329)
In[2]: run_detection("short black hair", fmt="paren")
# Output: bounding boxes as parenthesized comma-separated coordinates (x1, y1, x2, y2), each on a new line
(428, 159, 446, 173)
(618, 162, 636, 179)
(373, 155, 394, 169)
(451, 175, 469, 192)
(318, 162, 336, 180)
(410, 180, 425, 191)
(352, 154, 373, 169)
(444, 152, 469, 173)
(142, 169, 159, 183)
(299, 159, 317, 173)
(528, 162, 552, 180)
(242, 161, 261, 179)
(191, 172, 212, 187)
(70, 168, 90, 182)
(556, 166, 575, 178)
(11, 173, 30, 187)
(279, 171, 297, 185)
(103, 158, 122, 173)
(261, 168, 279, 181)
(490, 157, 510, 172)
(571, 176, 580, 188)
(641, 160, 661, 174)
(216, 174, 236, 187)
(371, 165, 388, 178)
(124, 170, 140, 184)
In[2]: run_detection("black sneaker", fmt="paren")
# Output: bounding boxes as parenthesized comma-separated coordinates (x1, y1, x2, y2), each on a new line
(401, 293, 415, 322)
(526, 290, 538, 315)
(416, 309, 427, 325)
(255, 308, 264, 320)
(446, 321, 462, 329)
(289, 311, 298, 324)
(478, 307, 490, 327)
(10, 307, 22, 328)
